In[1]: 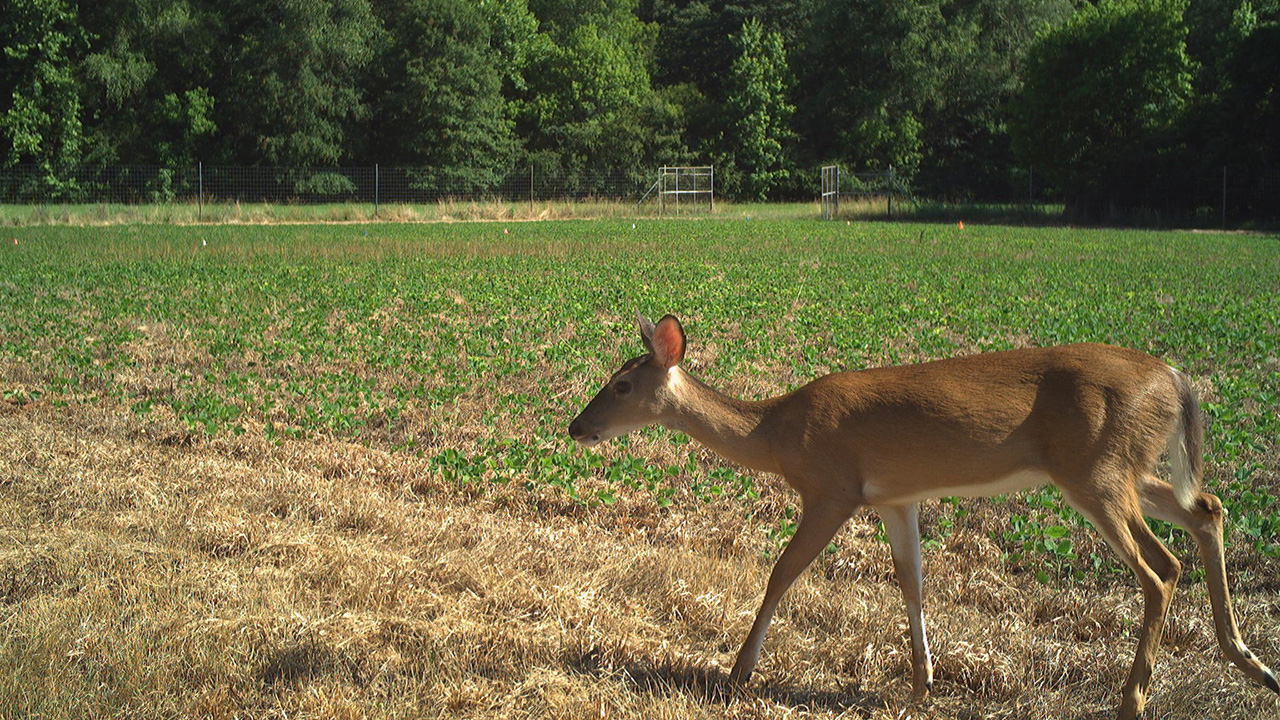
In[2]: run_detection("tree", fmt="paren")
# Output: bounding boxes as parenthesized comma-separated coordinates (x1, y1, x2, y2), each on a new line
(520, 23, 646, 167)
(1183, 0, 1277, 94)
(0, 0, 86, 195)
(1210, 17, 1280, 220)
(1010, 0, 1195, 221)
(639, 0, 811, 98)
(1218, 19, 1279, 166)
(639, 0, 810, 167)
(365, 0, 529, 190)
(911, 0, 1074, 201)
(529, 0, 652, 41)
(76, 0, 219, 166)
(719, 18, 794, 200)
(212, 0, 379, 166)
(792, 0, 948, 175)
(517, 0, 684, 179)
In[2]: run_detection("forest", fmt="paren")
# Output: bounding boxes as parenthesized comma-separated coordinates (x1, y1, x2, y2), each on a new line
(2, 0, 1278, 220)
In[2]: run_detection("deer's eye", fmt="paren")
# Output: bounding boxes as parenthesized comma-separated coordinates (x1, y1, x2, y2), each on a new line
(614, 380, 633, 396)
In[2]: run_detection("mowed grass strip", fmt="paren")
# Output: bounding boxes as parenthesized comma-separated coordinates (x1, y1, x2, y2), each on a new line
(0, 220, 1277, 718)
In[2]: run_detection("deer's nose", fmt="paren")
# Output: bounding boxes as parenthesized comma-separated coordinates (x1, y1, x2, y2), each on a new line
(568, 417, 600, 445)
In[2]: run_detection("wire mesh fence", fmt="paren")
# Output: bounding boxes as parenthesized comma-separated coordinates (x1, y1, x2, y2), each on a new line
(819, 163, 1279, 227)
(0, 164, 653, 207)
(2, 162, 1275, 227)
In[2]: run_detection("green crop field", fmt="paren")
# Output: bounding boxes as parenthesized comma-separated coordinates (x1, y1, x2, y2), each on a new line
(1, 220, 1278, 719)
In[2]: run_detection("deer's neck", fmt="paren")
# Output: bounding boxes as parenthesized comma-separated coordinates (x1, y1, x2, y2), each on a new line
(662, 368, 780, 475)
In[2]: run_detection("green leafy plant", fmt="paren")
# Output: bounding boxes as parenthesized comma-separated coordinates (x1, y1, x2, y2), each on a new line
(2, 219, 1277, 580)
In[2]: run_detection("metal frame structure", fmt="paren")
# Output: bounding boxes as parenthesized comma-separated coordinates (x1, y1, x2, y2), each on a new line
(657, 166, 713, 215)
(819, 164, 914, 220)
(821, 165, 840, 220)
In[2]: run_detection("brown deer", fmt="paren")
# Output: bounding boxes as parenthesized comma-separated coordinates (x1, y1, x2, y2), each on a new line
(568, 314, 1277, 720)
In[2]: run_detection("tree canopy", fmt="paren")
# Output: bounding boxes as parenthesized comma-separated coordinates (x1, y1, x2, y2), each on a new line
(718, 18, 793, 200)
(1011, 0, 1196, 221)
(1, 0, 1275, 219)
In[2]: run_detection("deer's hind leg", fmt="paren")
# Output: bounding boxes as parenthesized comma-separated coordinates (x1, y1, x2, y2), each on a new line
(1138, 474, 1279, 694)
(1062, 472, 1181, 720)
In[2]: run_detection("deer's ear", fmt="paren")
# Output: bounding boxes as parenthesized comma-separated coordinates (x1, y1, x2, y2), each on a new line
(637, 313, 657, 352)
(650, 315, 685, 369)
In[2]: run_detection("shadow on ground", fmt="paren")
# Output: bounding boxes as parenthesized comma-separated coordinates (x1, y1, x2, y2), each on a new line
(566, 647, 888, 716)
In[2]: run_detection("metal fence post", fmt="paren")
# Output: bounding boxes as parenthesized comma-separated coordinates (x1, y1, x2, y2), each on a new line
(198, 161, 204, 221)
(374, 163, 379, 219)
(887, 165, 894, 218)
(660, 166, 670, 215)
(1222, 165, 1227, 230)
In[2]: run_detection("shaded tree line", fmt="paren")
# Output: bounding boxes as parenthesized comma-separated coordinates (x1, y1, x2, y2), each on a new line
(2, 0, 1277, 220)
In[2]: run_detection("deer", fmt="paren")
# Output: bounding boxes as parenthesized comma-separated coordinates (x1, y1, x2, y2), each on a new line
(567, 314, 1278, 720)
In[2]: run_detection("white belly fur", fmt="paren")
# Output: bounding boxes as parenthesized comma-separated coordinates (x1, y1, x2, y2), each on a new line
(863, 468, 1052, 506)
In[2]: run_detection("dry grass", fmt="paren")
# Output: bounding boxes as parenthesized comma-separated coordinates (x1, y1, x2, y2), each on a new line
(0, 199, 821, 227)
(1, 199, 733, 226)
(2, 394, 1277, 720)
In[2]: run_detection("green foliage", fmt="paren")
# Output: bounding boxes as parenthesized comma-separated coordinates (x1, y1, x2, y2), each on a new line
(293, 171, 356, 196)
(793, 0, 949, 175)
(1010, 0, 1196, 221)
(0, 0, 1276, 213)
(152, 88, 217, 167)
(0, 0, 86, 193)
(520, 23, 647, 161)
(76, 0, 219, 166)
(912, 0, 1074, 201)
(1225, 19, 1280, 147)
(718, 19, 795, 200)
(518, 2, 681, 176)
(640, 0, 811, 100)
(216, 0, 379, 166)
(366, 0, 525, 189)
(2, 220, 1279, 575)
(1202, 18, 1280, 220)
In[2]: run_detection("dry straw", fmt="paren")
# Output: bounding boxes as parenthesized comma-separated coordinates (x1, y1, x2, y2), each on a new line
(2, 392, 1277, 719)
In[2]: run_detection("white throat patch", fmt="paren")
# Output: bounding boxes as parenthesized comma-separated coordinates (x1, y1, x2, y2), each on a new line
(665, 366, 686, 392)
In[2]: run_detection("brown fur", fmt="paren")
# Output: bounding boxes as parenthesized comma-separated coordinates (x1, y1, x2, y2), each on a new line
(569, 316, 1278, 720)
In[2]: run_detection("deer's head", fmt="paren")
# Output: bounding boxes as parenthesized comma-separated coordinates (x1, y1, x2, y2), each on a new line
(568, 314, 686, 446)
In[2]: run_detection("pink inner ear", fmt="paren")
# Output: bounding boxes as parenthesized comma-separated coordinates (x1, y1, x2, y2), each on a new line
(652, 318, 685, 368)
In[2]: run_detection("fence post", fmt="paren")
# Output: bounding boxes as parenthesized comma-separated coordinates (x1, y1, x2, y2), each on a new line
(673, 166, 679, 214)
(887, 165, 894, 218)
(374, 163, 379, 219)
(660, 166, 670, 215)
(198, 161, 204, 221)
(530, 164, 534, 215)
(1221, 165, 1227, 230)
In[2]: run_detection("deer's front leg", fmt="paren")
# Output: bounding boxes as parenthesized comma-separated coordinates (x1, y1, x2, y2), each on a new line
(729, 498, 853, 684)
(879, 503, 934, 697)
